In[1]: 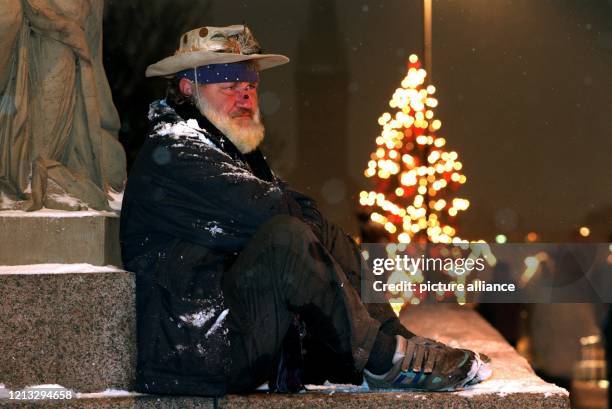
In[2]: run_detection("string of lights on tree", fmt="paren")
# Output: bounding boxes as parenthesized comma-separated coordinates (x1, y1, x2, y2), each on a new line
(360, 54, 469, 244)
(359, 54, 491, 308)
(359, 54, 600, 311)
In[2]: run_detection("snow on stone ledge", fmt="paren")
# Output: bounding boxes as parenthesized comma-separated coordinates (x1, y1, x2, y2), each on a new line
(108, 190, 124, 212)
(77, 389, 141, 399)
(401, 305, 570, 399)
(456, 378, 568, 398)
(0, 384, 139, 400)
(0, 208, 118, 218)
(0, 264, 125, 275)
(303, 380, 369, 393)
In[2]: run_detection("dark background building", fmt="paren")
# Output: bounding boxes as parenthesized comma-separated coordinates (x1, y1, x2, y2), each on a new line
(103, 0, 612, 241)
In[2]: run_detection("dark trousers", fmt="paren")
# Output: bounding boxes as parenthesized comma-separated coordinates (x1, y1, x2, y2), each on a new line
(223, 215, 411, 392)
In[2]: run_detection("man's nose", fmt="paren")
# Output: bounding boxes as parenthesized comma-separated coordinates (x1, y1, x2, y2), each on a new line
(235, 89, 255, 109)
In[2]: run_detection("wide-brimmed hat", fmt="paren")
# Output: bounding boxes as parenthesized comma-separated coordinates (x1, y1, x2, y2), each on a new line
(145, 25, 289, 77)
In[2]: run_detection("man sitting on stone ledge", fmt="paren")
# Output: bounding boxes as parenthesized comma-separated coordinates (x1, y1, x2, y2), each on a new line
(120, 25, 491, 397)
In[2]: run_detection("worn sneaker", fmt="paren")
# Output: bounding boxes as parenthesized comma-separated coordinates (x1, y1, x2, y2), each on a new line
(364, 335, 488, 391)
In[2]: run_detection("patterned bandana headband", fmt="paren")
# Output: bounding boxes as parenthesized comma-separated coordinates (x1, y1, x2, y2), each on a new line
(176, 62, 260, 84)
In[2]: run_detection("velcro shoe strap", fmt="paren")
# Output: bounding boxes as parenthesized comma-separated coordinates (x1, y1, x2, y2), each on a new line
(402, 338, 418, 372)
(412, 344, 426, 372)
(423, 348, 438, 373)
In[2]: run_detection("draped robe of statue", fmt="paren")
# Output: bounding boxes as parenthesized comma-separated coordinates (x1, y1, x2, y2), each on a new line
(0, 0, 126, 211)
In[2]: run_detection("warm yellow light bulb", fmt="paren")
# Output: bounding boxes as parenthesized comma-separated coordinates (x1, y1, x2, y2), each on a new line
(414, 195, 424, 208)
(434, 138, 446, 147)
(416, 135, 428, 145)
(402, 154, 414, 165)
(398, 233, 411, 243)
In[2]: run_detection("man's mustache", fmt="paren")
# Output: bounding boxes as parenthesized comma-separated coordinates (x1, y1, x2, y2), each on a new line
(230, 108, 254, 118)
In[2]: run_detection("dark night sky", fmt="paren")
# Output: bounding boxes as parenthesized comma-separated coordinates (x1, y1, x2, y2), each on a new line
(104, 0, 612, 241)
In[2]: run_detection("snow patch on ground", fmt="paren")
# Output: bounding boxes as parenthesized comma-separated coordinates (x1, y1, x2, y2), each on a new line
(304, 380, 370, 393)
(77, 389, 139, 398)
(456, 378, 568, 397)
(394, 393, 428, 400)
(0, 264, 124, 275)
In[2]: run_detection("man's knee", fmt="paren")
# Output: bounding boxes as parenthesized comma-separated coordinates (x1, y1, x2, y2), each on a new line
(255, 214, 313, 245)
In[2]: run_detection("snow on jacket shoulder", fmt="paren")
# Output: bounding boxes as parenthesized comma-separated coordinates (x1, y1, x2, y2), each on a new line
(120, 100, 300, 396)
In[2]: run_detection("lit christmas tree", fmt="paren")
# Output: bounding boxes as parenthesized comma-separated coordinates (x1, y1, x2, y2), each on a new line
(360, 54, 470, 244)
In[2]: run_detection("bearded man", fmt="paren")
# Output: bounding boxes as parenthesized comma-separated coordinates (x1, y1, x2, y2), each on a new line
(120, 25, 490, 397)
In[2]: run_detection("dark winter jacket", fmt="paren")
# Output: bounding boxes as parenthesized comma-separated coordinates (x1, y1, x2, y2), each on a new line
(120, 100, 312, 396)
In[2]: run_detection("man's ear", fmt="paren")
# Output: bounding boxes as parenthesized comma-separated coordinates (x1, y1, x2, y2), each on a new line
(178, 78, 194, 96)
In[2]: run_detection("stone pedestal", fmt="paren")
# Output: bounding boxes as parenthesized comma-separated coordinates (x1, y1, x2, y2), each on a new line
(0, 210, 120, 266)
(0, 266, 136, 392)
(0, 212, 134, 393)
(0, 303, 569, 408)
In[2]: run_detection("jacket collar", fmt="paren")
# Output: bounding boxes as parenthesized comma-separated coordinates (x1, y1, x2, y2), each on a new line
(170, 100, 246, 162)
(148, 99, 276, 183)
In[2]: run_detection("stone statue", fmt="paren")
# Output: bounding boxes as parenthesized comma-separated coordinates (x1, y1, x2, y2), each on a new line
(0, 0, 126, 211)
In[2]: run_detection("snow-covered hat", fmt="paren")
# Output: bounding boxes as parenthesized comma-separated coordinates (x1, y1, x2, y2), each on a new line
(145, 25, 289, 77)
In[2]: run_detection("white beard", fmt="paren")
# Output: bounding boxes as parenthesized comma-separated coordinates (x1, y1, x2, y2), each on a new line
(195, 95, 265, 154)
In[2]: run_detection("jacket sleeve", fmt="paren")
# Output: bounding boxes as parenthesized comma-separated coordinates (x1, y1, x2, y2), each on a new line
(277, 182, 325, 241)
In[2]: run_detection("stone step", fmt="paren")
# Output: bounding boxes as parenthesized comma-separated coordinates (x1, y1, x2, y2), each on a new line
(0, 211, 121, 266)
(0, 293, 569, 408)
(0, 387, 569, 408)
(0, 266, 135, 392)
